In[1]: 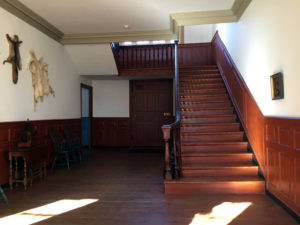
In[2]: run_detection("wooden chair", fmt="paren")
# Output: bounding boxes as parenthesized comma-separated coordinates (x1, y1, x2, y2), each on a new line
(64, 128, 83, 161)
(49, 130, 75, 169)
(0, 186, 8, 205)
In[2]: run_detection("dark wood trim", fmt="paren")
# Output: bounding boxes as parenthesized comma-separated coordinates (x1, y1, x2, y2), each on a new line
(80, 83, 93, 146)
(92, 118, 130, 147)
(212, 31, 300, 216)
(0, 118, 80, 184)
(178, 43, 213, 67)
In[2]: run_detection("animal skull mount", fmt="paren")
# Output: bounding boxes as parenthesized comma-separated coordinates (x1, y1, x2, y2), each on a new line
(3, 34, 22, 84)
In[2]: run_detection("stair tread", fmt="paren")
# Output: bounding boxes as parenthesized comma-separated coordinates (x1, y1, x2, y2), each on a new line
(182, 114, 236, 119)
(181, 122, 239, 127)
(181, 141, 248, 146)
(166, 177, 264, 183)
(182, 161, 256, 168)
(181, 107, 233, 111)
(181, 131, 243, 135)
(182, 152, 252, 157)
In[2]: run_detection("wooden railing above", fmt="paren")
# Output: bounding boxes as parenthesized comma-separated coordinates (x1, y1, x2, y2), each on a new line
(111, 43, 175, 76)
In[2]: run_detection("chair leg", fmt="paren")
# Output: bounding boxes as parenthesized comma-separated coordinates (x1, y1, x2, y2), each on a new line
(51, 154, 58, 170)
(78, 149, 82, 162)
(0, 187, 8, 205)
(65, 153, 70, 169)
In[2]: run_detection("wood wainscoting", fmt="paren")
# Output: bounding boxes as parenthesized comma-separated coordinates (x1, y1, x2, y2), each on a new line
(0, 119, 80, 184)
(92, 118, 130, 147)
(212, 31, 300, 216)
(178, 43, 213, 67)
(265, 117, 300, 216)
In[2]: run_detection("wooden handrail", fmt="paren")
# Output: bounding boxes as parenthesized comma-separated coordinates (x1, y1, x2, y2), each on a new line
(161, 40, 181, 181)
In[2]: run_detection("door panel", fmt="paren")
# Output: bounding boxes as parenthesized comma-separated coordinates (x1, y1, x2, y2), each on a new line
(130, 80, 172, 147)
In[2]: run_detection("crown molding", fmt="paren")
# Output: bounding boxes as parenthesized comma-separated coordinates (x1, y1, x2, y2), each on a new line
(0, 0, 63, 41)
(170, 0, 252, 26)
(0, 0, 251, 44)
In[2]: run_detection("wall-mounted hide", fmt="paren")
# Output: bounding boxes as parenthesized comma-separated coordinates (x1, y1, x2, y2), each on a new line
(28, 50, 55, 111)
(3, 34, 22, 84)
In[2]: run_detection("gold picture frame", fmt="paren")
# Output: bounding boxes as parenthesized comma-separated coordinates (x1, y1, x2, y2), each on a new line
(270, 72, 284, 100)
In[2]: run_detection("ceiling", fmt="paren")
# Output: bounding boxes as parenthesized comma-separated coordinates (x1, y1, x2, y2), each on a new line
(19, 0, 234, 34)
(0, 0, 251, 43)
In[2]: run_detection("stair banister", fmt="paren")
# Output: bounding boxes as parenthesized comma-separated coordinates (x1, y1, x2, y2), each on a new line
(162, 40, 181, 181)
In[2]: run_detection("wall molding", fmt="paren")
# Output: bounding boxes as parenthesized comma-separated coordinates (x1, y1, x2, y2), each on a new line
(0, 0, 251, 44)
(0, 0, 63, 42)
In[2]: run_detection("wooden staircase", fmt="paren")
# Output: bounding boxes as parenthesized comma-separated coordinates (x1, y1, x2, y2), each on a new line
(164, 65, 265, 194)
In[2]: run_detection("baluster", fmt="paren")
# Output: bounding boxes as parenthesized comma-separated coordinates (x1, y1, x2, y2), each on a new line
(173, 128, 178, 179)
(162, 126, 172, 180)
(148, 47, 151, 68)
(136, 47, 138, 68)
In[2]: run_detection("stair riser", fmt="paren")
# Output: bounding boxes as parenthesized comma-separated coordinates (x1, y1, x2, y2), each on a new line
(182, 117, 236, 123)
(180, 69, 219, 73)
(181, 134, 243, 142)
(180, 78, 223, 84)
(182, 155, 252, 165)
(165, 182, 265, 194)
(181, 102, 231, 108)
(181, 144, 247, 153)
(182, 167, 258, 178)
(181, 88, 226, 94)
(181, 93, 227, 99)
(181, 125, 240, 133)
(181, 109, 233, 116)
(181, 84, 224, 89)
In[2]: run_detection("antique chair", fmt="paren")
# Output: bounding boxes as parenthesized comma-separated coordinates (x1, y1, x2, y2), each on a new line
(49, 130, 75, 169)
(0, 186, 8, 205)
(64, 128, 84, 161)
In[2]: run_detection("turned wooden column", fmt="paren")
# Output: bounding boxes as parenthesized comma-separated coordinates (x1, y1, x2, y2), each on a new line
(162, 126, 172, 181)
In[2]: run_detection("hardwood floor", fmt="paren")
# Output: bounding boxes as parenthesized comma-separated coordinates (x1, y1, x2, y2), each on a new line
(0, 149, 298, 225)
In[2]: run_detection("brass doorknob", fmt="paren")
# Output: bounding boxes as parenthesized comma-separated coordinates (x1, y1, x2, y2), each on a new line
(163, 112, 171, 117)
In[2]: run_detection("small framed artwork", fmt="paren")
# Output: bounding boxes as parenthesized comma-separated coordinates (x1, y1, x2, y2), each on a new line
(270, 72, 284, 100)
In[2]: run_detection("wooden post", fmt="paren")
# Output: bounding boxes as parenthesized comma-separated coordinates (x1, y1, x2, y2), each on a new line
(162, 126, 172, 181)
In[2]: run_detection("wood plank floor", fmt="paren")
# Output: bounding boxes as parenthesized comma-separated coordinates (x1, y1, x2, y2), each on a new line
(0, 148, 298, 225)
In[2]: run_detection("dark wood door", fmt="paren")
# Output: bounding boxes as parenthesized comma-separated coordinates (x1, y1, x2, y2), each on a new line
(130, 80, 173, 148)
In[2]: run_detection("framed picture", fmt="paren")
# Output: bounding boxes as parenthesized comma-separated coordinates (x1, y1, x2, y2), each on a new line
(270, 72, 284, 100)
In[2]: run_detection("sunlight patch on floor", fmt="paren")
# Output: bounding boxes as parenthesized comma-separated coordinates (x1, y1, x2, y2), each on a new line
(0, 199, 98, 225)
(189, 202, 252, 225)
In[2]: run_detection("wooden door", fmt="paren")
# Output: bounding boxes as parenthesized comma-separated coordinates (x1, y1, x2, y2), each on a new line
(130, 80, 173, 148)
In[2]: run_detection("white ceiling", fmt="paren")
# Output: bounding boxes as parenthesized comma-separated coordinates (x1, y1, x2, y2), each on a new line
(19, 0, 234, 34)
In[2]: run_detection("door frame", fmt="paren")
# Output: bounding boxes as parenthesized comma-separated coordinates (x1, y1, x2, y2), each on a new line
(129, 79, 173, 149)
(80, 83, 93, 147)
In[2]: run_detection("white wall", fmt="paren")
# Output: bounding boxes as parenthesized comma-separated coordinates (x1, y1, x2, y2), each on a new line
(215, 0, 300, 117)
(93, 80, 129, 117)
(65, 44, 118, 75)
(0, 8, 81, 122)
(184, 24, 214, 43)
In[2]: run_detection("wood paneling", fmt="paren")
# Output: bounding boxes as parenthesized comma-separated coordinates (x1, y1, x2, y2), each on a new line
(265, 117, 300, 215)
(212, 31, 300, 215)
(92, 118, 130, 147)
(178, 43, 213, 67)
(0, 119, 80, 185)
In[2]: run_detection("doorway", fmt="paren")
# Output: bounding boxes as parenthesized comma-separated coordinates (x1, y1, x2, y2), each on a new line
(130, 80, 173, 148)
(81, 84, 93, 148)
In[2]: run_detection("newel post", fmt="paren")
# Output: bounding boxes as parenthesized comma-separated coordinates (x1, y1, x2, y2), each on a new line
(162, 125, 172, 181)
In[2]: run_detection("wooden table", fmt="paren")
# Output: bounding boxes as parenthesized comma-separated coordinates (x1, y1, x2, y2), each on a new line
(9, 147, 47, 190)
